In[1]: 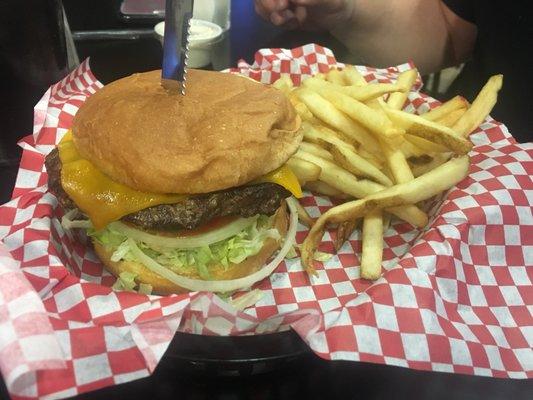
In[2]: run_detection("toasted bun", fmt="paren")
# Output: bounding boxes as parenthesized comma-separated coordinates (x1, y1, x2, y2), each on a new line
(72, 69, 302, 194)
(93, 204, 288, 294)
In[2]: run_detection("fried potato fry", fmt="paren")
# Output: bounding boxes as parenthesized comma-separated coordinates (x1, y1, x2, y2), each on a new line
(272, 74, 294, 94)
(452, 75, 503, 137)
(399, 139, 425, 158)
(387, 69, 418, 110)
(382, 212, 391, 232)
(296, 149, 427, 228)
(357, 147, 385, 168)
(422, 95, 468, 121)
(303, 77, 406, 102)
(301, 155, 470, 274)
(299, 141, 335, 160)
(361, 209, 383, 280)
(287, 157, 321, 184)
(302, 122, 355, 151)
(326, 68, 347, 85)
(335, 219, 358, 251)
(329, 145, 394, 187)
(380, 139, 415, 184)
(296, 88, 381, 152)
(385, 108, 473, 154)
(304, 181, 347, 198)
(404, 134, 449, 153)
(342, 65, 366, 86)
(436, 108, 467, 128)
(294, 201, 315, 228)
(411, 153, 452, 177)
(313, 87, 404, 141)
(291, 99, 314, 121)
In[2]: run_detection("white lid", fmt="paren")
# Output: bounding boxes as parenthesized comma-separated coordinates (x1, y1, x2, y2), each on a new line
(154, 19, 223, 47)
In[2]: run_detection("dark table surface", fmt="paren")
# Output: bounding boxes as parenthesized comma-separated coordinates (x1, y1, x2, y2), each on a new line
(1, 1, 532, 399)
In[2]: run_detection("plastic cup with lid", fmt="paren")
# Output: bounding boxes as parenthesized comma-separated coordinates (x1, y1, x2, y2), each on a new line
(154, 19, 223, 68)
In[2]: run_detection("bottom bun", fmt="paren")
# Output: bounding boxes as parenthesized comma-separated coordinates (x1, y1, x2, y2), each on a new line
(94, 203, 289, 295)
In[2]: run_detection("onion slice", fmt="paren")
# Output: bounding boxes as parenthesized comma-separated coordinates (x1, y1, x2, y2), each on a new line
(128, 198, 299, 293)
(61, 209, 92, 230)
(109, 216, 258, 249)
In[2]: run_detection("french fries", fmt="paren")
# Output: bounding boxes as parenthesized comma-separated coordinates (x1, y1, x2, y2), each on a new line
(299, 141, 334, 161)
(286, 157, 321, 184)
(294, 201, 315, 228)
(313, 87, 403, 141)
(304, 77, 406, 102)
(272, 74, 294, 95)
(329, 145, 393, 187)
(360, 210, 384, 280)
(296, 88, 381, 153)
(436, 108, 467, 128)
(304, 181, 346, 198)
(301, 156, 470, 275)
(386, 69, 418, 110)
(272, 67, 501, 280)
(452, 74, 503, 137)
(422, 95, 468, 121)
(335, 219, 358, 251)
(326, 68, 347, 85)
(385, 108, 473, 154)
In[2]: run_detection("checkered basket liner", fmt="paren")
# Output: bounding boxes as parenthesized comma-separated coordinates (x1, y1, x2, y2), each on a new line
(0, 45, 532, 399)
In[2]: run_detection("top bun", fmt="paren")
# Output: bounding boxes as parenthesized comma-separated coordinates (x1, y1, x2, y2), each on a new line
(72, 69, 302, 194)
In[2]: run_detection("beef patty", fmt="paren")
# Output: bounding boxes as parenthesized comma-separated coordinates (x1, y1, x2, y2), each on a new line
(45, 148, 291, 230)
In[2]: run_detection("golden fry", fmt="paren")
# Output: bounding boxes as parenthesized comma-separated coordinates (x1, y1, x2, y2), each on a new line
(296, 150, 427, 228)
(304, 181, 347, 198)
(326, 68, 347, 85)
(387, 69, 418, 110)
(301, 156, 470, 274)
(272, 74, 294, 94)
(385, 108, 473, 155)
(286, 157, 321, 184)
(436, 108, 467, 128)
(302, 122, 355, 151)
(314, 87, 403, 141)
(405, 134, 449, 153)
(335, 219, 358, 251)
(342, 65, 367, 86)
(296, 88, 381, 152)
(399, 139, 425, 158)
(292, 101, 314, 122)
(422, 95, 468, 121)
(304, 77, 406, 102)
(294, 201, 315, 228)
(380, 139, 415, 184)
(299, 141, 334, 160)
(411, 153, 452, 177)
(361, 209, 383, 280)
(330, 145, 393, 187)
(453, 75, 503, 137)
(358, 147, 385, 168)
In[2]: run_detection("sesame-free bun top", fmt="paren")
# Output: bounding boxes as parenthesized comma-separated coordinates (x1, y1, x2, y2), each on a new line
(72, 69, 302, 194)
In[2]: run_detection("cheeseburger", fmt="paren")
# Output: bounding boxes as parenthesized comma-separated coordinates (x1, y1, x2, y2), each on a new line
(45, 69, 302, 294)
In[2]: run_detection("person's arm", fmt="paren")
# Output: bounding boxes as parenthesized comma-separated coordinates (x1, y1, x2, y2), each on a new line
(255, 0, 477, 75)
(332, 0, 476, 74)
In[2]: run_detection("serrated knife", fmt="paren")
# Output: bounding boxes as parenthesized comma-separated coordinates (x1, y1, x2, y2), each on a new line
(161, 0, 194, 95)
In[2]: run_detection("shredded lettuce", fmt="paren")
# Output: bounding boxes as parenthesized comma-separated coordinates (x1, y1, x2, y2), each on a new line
(111, 271, 138, 291)
(90, 215, 280, 280)
(111, 271, 153, 294)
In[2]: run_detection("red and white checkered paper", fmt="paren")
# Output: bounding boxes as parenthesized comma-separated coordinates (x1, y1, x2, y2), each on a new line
(0, 44, 532, 399)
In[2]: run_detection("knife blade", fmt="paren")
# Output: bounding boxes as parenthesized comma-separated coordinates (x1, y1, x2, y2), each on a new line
(161, 0, 194, 95)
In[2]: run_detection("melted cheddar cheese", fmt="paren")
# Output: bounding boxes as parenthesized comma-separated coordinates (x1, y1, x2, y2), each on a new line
(58, 131, 302, 230)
